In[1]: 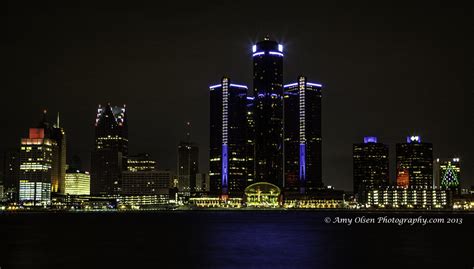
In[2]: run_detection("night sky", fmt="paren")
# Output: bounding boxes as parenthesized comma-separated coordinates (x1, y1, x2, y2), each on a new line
(3, 2, 473, 191)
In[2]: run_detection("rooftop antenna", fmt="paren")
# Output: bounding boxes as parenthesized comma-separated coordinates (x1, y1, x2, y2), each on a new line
(186, 121, 191, 142)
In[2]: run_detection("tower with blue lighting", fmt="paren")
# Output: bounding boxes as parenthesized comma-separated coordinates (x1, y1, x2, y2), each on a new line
(209, 77, 249, 196)
(252, 37, 284, 187)
(283, 76, 323, 193)
(353, 136, 389, 195)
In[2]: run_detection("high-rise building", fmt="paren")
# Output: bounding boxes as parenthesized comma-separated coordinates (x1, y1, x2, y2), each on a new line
(18, 111, 67, 205)
(252, 37, 284, 187)
(64, 169, 91, 195)
(396, 136, 433, 188)
(353, 137, 389, 194)
(91, 104, 128, 196)
(2, 149, 20, 199)
(209, 77, 249, 196)
(127, 153, 157, 172)
(283, 77, 323, 193)
(177, 141, 199, 193)
(435, 158, 461, 189)
(38, 112, 67, 194)
(19, 127, 55, 205)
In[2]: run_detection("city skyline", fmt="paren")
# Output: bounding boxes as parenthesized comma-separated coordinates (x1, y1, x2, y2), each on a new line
(3, 3, 472, 191)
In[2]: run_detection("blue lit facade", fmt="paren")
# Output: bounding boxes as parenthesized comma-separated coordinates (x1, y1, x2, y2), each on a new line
(253, 37, 284, 187)
(209, 78, 249, 196)
(283, 77, 323, 193)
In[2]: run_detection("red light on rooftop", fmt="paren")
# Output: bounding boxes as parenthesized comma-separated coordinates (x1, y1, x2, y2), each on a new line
(29, 128, 45, 139)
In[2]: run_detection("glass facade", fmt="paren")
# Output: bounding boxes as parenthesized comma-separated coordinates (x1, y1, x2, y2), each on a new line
(19, 135, 56, 206)
(353, 137, 389, 194)
(396, 136, 433, 188)
(284, 77, 323, 193)
(209, 78, 249, 196)
(91, 104, 128, 195)
(253, 38, 284, 187)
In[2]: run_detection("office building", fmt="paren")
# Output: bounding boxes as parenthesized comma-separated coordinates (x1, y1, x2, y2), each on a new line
(353, 136, 389, 195)
(19, 126, 56, 205)
(128, 153, 157, 172)
(252, 37, 284, 187)
(209, 77, 249, 196)
(435, 158, 461, 189)
(91, 104, 128, 196)
(284, 76, 323, 193)
(122, 170, 172, 196)
(64, 169, 91, 195)
(396, 136, 433, 188)
(177, 141, 199, 193)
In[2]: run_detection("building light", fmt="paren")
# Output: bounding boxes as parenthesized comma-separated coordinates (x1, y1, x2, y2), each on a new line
(307, 82, 323, 87)
(269, 51, 283, 57)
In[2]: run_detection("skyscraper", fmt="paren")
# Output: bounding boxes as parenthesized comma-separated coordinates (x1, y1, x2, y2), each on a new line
(91, 104, 128, 196)
(209, 77, 249, 196)
(396, 136, 433, 188)
(252, 37, 284, 187)
(2, 149, 20, 199)
(39, 113, 66, 194)
(435, 158, 461, 189)
(283, 76, 323, 193)
(177, 127, 199, 193)
(353, 136, 389, 194)
(19, 124, 56, 205)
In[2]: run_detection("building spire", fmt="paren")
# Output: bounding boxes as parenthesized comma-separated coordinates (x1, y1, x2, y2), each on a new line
(56, 112, 60, 128)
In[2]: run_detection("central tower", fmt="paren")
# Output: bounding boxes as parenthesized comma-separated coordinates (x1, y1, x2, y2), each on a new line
(252, 37, 284, 186)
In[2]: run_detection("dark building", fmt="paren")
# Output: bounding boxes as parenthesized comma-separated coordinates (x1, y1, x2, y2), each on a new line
(2, 149, 20, 199)
(209, 77, 249, 196)
(283, 77, 323, 193)
(396, 136, 433, 188)
(91, 104, 128, 196)
(128, 153, 157, 172)
(252, 37, 284, 187)
(177, 141, 199, 193)
(122, 170, 172, 196)
(353, 136, 389, 196)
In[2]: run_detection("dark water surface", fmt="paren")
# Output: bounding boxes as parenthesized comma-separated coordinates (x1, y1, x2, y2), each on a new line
(0, 211, 473, 268)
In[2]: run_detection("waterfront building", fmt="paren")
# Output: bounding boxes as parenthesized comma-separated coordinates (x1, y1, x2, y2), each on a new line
(64, 169, 91, 195)
(19, 125, 55, 205)
(252, 37, 284, 187)
(91, 104, 128, 195)
(353, 136, 389, 195)
(396, 136, 433, 188)
(209, 77, 249, 196)
(122, 170, 172, 196)
(365, 186, 452, 209)
(284, 76, 323, 193)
